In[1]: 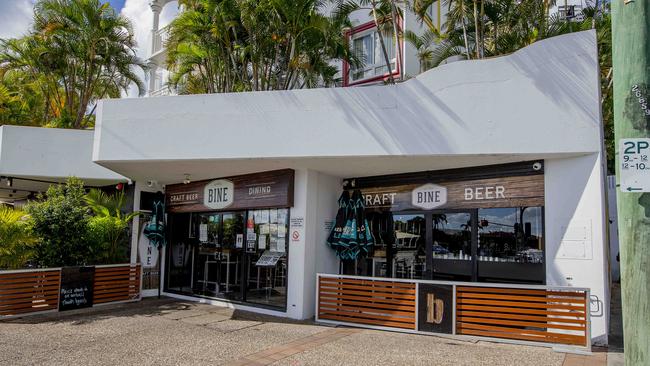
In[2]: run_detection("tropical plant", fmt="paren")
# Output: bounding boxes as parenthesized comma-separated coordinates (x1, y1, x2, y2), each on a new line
(25, 177, 93, 267)
(0, 206, 35, 269)
(404, 29, 440, 73)
(0, 0, 146, 128)
(166, 0, 356, 93)
(85, 189, 138, 263)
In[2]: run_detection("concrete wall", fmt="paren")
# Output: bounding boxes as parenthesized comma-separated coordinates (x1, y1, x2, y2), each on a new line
(286, 169, 340, 319)
(544, 153, 609, 344)
(0, 125, 124, 184)
(94, 31, 601, 166)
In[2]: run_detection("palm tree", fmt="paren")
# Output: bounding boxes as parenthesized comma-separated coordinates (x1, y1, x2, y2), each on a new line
(0, 206, 35, 269)
(85, 189, 139, 263)
(404, 29, 440, 72)
(0, 0, 146, 129)
(167, 0, 355, 93)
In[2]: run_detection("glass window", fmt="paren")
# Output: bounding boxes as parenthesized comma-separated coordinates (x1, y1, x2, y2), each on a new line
(245, 209, 289, 308)
(350, 29, 396, 82)
(478, 207, 544, 263)
(432, 212, 472, 260)
(392, 214, 426, 279)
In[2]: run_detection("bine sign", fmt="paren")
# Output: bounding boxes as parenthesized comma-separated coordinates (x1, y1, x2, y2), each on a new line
(204, 179, 234, 209)
(412, 183, 447, 209)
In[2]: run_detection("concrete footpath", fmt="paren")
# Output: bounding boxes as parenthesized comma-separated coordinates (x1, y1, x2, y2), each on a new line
(0, 298, 613, 366)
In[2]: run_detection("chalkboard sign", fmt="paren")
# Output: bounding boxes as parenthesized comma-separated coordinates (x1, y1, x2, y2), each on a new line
(59, 266, 95, 311)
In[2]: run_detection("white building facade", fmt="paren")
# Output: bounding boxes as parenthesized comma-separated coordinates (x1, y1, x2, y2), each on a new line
(94, 30, 610, 345)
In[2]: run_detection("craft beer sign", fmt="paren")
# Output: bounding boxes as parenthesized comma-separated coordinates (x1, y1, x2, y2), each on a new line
(359, 174, 544, 210)
(166, 169, 294, 213)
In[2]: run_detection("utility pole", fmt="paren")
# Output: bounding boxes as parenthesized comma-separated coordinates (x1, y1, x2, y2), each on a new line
(612, 0, 650, 365)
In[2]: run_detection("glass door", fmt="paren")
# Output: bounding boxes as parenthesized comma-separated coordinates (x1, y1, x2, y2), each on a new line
(192, 212, 245, 300)
(430, 211, 474, 281)
(245, 209, 289, 308)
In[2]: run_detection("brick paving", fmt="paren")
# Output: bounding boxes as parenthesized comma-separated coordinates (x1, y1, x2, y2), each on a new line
(0, 298, 622, 366)
(561, 351, 607, 366)
(226, 328, 360, 366)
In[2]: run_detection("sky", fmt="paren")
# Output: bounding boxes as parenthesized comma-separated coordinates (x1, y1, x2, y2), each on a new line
(0, 0, 178, 97)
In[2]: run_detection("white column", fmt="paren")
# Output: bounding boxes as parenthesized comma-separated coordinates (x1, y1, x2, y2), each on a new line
(285, 169, 340, 320)
(150, 2, 162, 55)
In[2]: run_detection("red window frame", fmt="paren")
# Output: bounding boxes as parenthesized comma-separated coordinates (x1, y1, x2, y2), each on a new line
(342, 17, 403, 87)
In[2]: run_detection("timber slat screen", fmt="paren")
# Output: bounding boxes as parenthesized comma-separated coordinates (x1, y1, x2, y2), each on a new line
(318, 276, 417, 330)
(0, 270, 61, 316)
(93, 265, 141, 304)
(456, 286, 589, 346)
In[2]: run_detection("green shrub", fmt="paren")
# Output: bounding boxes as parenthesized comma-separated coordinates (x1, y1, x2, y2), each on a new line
(25, 177, 94, 267)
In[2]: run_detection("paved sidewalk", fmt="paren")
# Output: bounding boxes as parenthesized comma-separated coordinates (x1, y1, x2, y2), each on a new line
(0, 298, 610, 366)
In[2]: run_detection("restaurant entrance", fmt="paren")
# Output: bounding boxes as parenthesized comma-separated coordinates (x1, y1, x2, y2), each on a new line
(163, 169, 294, 310)
(341, 161, 546, 285)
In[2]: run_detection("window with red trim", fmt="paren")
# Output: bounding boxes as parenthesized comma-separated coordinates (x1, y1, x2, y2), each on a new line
(344, 20, 401, 86)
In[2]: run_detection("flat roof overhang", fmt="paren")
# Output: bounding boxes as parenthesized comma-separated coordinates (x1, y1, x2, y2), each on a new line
(0, 125, 127, 202)
(93, 31, 603, 185)
(94, 153, 593, 186)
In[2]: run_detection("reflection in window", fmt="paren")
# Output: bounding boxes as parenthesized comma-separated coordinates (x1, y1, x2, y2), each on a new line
(432, 213, 472, 260)
(392, 214, 425, 279)
(478, 207, 544, 263)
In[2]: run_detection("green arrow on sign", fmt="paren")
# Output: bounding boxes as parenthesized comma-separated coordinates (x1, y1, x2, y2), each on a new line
(627, 187, 643, 192)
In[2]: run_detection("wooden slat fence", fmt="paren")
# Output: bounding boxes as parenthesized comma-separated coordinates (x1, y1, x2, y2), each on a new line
(0, 264, 142, 318)
(456, 286, 589, 346)
(93, 264, 141, 304)
(318, 276, 416, 330)
(0, 270, 61, 316)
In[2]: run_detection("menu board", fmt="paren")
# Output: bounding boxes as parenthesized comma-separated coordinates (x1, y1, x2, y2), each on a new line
(255, 251, 283, 267)
(59, 266, 95, 311)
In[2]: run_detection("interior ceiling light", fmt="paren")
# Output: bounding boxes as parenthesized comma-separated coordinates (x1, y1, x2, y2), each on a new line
(183, 174, 191, 185)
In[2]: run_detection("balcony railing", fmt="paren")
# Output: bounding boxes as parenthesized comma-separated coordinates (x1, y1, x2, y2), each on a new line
(149, 86, 175, 97)
(152, 25, 170, 56)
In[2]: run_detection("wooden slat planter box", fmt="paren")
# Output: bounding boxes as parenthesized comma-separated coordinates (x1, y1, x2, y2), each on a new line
(0, 270, 61, 316)
(93, 264, 141, 304)
(318, 276, 417, 330)
(456, 286, 588, 346)
(0, 264, 142, 318)
(315, 274, 591, 351)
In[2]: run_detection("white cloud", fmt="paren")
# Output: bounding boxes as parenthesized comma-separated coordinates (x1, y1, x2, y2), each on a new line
(0, 0, 34, 39)
(121, 0, 178, 97)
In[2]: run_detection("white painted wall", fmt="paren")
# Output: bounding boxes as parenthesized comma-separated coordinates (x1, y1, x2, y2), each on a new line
(95, 31, 600, 166)
(0, 125, 125, 184)
(286, 169, 311, 319)
(286, 169, 340, 319)
(544, 153, 609, 345)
